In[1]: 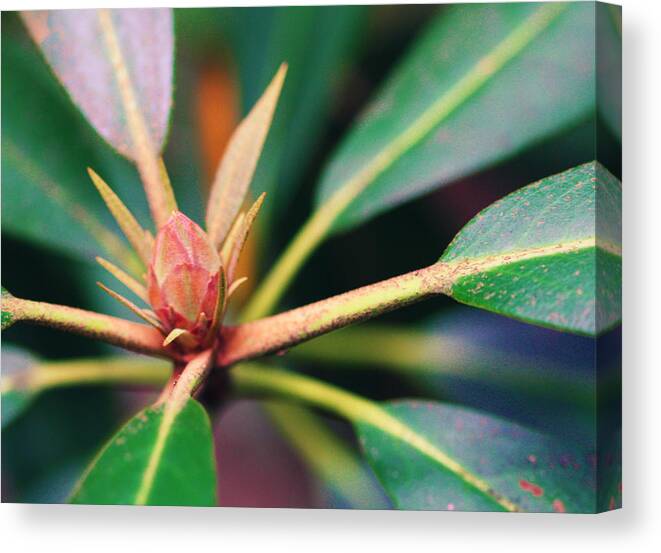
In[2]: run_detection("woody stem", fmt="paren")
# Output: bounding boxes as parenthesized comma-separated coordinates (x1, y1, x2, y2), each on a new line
(2, 294, 170, 358)
(218, 263, 451, 367)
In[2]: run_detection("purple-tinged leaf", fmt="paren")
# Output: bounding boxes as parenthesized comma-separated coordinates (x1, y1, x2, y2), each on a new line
(21, 9, 177, 228)
(21, 8, 173, 158)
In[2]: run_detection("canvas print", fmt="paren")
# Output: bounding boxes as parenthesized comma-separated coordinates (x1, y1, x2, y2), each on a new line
(1, 2, 621, 512)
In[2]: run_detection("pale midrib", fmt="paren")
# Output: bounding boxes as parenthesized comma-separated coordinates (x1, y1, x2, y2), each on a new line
(234, 365, 519, 512)
(134, 351, 211, 505)
(326, 3, 569, 219)
(243, 3, 568, 321)
(97, 9, 177, 228)
(441, 236, 621, 292)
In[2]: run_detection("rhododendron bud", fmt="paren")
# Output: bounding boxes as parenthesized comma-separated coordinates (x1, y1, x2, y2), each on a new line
(148, 211, 222, 346)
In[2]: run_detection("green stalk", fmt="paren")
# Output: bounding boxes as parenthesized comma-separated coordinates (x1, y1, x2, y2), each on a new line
(289, 325, 595, 410)
(220, 263, 449, 366)
(1, 356, 170, 395)
(231, 363, 518, 512)
(264, 402, 388, 508)
(241, 3, 568, 321)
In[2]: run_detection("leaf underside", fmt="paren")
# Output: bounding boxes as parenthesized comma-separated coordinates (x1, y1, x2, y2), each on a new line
(21, 9, 173, 158)
(70, 399, 217, 506)
(441, 162, 621, 336)
(357, 400, 597, 513)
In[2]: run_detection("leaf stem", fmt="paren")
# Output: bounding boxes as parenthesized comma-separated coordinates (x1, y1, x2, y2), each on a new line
(1, 356, 170, 395)
(241, 3, 568, 320)
(289, 324, 596, 410)
(220, 263, 451, 366)
(97, 9, 177, 228)
(231, 363, 518, 512)
(263, 402, 388, 509)
(2, 295, 169, 358)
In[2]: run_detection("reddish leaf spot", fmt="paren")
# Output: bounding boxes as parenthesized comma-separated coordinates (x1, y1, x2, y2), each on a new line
(527, 454, 537, 464)
(609, 496, 616, 510)
(552, 499, 566, 513)
(519, 479, 544, 497)
(447, 503, 455, 511)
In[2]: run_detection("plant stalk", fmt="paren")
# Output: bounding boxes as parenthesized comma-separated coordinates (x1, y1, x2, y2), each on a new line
(1, 356, 170, 395)
(219, 263, 451, 367)
(2, 295, 169, 358)
(241, 2, 567, 321)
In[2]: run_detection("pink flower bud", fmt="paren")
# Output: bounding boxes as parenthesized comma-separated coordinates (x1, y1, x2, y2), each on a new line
(148, 212, 221, 343)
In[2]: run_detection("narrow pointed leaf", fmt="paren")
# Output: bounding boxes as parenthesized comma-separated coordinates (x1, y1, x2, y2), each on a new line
(96, 256, 148, 302)
(226, 192, 266, 282)
(224, 6, 366, 224)
(358, 400, 597, 512)
(315, 2, 596, 233)
(96, 282, 161, 328)
(227, 276, 248, 299)
(21, 9, 173, 159)
(206, 64, 286, 248)
(69, 398, 217, 506)
(220, 212, 245, 266)
(439, 162, 621, 335)
(163, 328, 195, 348)
(88, 169, 153, 264)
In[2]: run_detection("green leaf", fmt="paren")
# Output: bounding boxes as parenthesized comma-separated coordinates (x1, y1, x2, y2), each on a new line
(227, 6, 365, 223)
(357, 400, 596, 512)
(315, 2, 596, 233)
(1, 21, 149, 263)
(21, 8, 174, 159)
(2, 390, 35, 430)
(70, 398, 217, 506)
(597, 4, 621, 140)
(440, 162, 621, 335)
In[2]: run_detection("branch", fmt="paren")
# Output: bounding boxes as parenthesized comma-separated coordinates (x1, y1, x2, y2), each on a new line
(218, 263, 450, 366)
(2, 294, 169, 358)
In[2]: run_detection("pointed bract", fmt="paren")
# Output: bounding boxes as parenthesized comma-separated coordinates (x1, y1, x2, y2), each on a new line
(205, 63, 287, 248)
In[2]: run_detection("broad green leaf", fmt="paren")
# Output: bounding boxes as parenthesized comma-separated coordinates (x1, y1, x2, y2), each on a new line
(226, 6, 366, 224)
(440, 162, 621, 335)
(357, 400, 596, 512)
(2, 390, 36, 430)
(1, 20, 149, 263)
(315, 2, 596, 233)
(597, 4, 621, 140)
(70, 398, 217, 506)
(21, 8, 173, 159)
